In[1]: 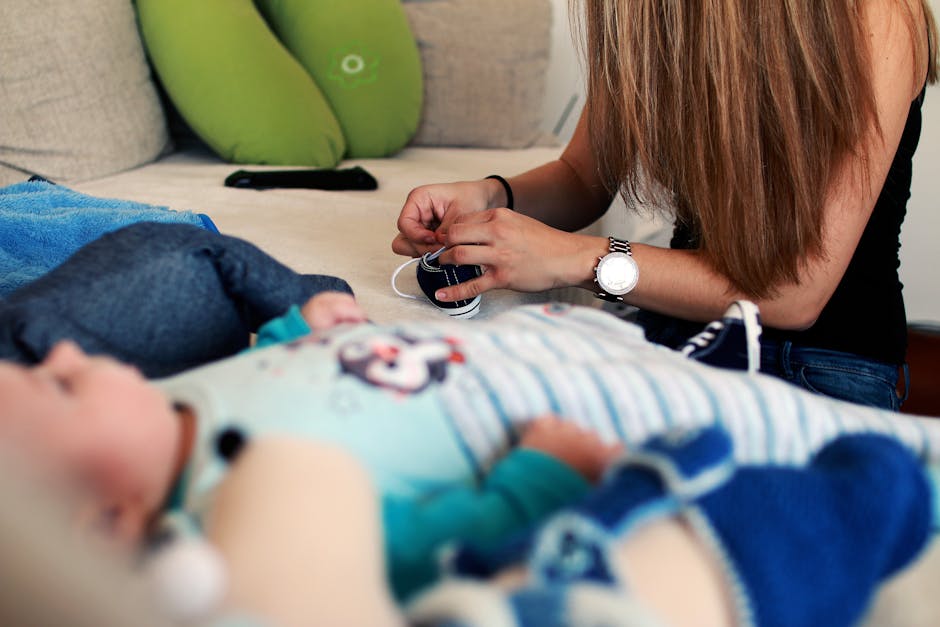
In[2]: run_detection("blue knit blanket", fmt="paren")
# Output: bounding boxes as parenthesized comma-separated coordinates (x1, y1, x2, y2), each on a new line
(0, 179, 217, 296)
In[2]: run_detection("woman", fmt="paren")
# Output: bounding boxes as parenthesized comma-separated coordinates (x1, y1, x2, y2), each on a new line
(392, 0, 938, 411)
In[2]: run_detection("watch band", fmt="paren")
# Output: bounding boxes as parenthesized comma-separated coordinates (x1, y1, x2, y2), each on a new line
(608, 236, 632, 256)
(595, 236, 633, 303)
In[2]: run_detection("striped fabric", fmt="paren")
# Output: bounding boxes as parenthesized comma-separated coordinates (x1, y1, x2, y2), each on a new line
(158, 303, 940, 511)
(429, 304, 938, 470)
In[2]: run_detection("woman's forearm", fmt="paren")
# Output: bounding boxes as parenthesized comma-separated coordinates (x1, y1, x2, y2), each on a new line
(566, 240, 831, 329)
(509, 110, 614, 232)
(509, 158, 613, 232)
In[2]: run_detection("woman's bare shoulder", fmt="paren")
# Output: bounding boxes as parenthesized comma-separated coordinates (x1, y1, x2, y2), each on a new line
(862, 0, 930, 99)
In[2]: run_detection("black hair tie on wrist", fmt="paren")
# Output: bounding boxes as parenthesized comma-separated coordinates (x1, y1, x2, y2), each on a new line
(485, 174, 514, 211)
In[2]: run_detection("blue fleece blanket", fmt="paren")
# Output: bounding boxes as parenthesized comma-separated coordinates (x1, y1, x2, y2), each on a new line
(0, 179, 218, 296)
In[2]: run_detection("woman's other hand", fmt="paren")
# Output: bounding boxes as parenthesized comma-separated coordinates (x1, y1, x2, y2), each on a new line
(392, 178, 509, 258)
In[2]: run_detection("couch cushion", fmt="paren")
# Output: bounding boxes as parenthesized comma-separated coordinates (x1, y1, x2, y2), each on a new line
(403, 0, 553, 148)
(0, 0, 170, 185)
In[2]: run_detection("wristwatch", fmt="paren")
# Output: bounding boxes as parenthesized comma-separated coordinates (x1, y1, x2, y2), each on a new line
(594, 236, 639, 302)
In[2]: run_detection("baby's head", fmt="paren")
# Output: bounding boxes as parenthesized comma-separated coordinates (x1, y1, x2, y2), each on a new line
(0, 342, 180, 546)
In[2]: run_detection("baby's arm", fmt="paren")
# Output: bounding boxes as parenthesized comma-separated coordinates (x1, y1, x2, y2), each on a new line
(516, 414, 623, 484)
(300, 291, 368, 331)
(204, 438, 403, 627)
(252, 292, 368, 348)
(385, 416, 621, 599)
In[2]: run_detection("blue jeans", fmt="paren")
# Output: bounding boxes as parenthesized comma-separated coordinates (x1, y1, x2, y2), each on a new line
(0, 222, 351, 377)
(635, 309, 907, 412)
(760, 341, 908, 412)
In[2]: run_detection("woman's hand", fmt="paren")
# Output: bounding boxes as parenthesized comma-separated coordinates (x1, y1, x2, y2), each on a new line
(392, 179, 506, 257)
(433, 208, 606, 302)
(520, 415, 623, 484)
(300, 292, 368, 331)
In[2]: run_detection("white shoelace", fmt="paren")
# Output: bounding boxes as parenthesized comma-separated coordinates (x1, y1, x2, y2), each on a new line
(390, 246, 447, 299)
(679, 321, 725, 356)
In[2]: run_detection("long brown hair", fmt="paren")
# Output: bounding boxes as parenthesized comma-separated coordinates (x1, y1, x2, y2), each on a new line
(575, 0, 938, 297)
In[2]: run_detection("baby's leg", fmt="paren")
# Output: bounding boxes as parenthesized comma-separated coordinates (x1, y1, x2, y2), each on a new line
(207, 438, 402, 627)
(612, 517, 733, 626)
(482, 516, 734, 627)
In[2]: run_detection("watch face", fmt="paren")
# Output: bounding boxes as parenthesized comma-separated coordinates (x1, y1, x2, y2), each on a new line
(597, 252, 639, 295)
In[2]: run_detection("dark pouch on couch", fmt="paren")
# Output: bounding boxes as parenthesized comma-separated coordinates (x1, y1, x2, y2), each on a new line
(224, 166, 378, 191)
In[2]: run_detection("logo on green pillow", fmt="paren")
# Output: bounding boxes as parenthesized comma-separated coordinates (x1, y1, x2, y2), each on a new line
(329, 43, 379, 89)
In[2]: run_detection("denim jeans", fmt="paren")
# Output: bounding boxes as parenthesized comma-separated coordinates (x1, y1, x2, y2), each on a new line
(635, 309, 906, 412)
(760, 341, 907, 412)
(0, 222, 350, 377)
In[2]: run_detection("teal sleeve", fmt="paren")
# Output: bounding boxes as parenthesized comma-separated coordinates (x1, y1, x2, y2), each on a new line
(383, 448, 591, 600)
(252, 305, 312, 349)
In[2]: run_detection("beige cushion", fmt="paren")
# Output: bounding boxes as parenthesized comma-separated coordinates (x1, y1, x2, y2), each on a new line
(0, 0, 170, 185)
(403, 0, 553, 148)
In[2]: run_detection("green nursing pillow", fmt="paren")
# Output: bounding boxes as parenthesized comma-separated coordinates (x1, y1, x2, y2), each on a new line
(256, 0, 423, 158)
(136, 0, 345, 166)
(136, 0, 422, 166)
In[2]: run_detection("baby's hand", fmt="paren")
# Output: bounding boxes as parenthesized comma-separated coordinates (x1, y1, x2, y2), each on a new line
(300, 292, 368, 331)
(519, 415, 623, 484)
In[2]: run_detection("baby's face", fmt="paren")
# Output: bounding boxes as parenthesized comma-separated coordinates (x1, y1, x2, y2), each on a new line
(0, 342, 179, 546)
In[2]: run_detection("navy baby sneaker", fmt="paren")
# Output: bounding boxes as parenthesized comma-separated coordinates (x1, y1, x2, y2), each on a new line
(392, 247, 483, 319)
(679, 300, 762, 372)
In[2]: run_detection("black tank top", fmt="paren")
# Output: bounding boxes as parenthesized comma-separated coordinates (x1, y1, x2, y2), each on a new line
(670, 87, 926, 365)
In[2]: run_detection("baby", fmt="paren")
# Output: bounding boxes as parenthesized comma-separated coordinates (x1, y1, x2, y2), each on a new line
(0, 330, 619, 603)
(0, 340, 930, 627)
(2, 222, 939, 624)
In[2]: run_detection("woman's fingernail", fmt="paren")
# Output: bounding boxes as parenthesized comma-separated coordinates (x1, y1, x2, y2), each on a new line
(435, 290, 447, 301)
